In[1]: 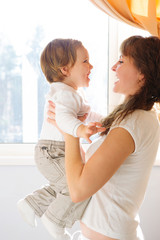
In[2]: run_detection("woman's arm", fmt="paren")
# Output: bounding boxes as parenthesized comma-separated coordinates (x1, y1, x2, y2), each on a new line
(47, 100, 135, 202)
(64, 127, 135, 203)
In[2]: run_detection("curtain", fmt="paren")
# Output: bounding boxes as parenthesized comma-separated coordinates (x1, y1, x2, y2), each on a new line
(89, 0, 160, 37)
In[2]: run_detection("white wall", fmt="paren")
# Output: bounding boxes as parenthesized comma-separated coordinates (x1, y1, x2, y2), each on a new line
(0, 164, 160, 240)
(139, 166, 160, 240)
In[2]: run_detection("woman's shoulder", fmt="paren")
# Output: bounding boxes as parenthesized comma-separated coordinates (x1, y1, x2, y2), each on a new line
(132, 109, 158, 119)
(113, 109, 159, 129)
(129, 109, 159, 129)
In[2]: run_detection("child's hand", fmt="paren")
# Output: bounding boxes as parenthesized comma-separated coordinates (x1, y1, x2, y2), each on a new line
(77, 122, 106, 143)
(85, 122, 106, 143)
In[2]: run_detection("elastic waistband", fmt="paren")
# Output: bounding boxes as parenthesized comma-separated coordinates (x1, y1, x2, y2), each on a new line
(37, 139, 65, 148)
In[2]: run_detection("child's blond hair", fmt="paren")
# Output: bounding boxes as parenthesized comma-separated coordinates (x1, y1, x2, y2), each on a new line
(40, 38, 82, 83)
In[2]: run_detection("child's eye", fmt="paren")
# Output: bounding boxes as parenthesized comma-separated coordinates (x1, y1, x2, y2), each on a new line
(119, 60, 123, 64)
(83, 59, 88, 63)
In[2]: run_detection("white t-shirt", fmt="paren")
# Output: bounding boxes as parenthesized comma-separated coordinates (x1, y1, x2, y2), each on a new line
(82, 110, 160, 240)
(40, 82, 103, 141)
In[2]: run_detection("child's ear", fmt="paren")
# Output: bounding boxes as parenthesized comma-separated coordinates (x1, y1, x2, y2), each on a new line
(60, 66, 70, 77)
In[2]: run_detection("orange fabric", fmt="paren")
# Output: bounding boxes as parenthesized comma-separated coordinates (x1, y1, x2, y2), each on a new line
(89, 0, 160, 37)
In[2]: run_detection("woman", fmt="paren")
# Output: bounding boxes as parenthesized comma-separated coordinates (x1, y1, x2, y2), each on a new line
(48, 36, 160, 240)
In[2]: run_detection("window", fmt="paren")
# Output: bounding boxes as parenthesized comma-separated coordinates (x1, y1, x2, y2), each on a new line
(0, 0, 108, 144)
(0, 0, 159, 165)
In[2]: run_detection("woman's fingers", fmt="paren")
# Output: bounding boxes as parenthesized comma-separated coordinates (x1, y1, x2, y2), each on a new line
(48, 100, 55, 107)
(47, 117, 56, 125)
(47, 110, 55, 119)
(48, 101, 56, 113)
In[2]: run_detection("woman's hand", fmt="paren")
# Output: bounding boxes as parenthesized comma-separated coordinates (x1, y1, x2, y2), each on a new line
(47, 101, 65, 134)
(47, 101, 56, 124)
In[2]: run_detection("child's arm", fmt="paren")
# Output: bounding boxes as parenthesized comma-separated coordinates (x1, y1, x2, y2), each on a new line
(48, 98, 105, 143)
(52, 90, 84, 137)
(86, 111, 104, 123)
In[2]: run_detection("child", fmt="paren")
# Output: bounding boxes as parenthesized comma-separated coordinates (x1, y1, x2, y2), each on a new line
(17, 38, 104, 240)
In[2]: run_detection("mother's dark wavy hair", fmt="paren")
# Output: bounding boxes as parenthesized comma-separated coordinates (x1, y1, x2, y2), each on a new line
(101, 35, 160, 135)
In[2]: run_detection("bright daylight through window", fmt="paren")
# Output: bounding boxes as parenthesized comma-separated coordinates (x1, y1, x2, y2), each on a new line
(0, 0, 108, 144)
(0, 0, 159, 165)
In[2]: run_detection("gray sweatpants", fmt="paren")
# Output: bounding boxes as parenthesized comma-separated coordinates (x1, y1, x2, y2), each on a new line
(25, 140, 91, 228)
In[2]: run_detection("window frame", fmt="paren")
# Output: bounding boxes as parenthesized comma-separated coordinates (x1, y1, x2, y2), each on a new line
(0, 17, 160, 166)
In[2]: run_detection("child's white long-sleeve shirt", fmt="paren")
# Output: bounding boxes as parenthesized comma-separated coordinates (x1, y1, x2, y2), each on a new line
(40, 82, 103, 141)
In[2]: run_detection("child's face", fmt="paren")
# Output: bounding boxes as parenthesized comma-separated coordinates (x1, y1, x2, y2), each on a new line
(67, 46, 93, 89)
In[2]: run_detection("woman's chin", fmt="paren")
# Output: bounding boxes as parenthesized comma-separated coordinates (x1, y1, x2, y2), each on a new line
(113, 86, 118, 93)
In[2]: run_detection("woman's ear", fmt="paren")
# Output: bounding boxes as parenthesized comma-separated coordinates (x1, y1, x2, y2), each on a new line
(138, 74, 145, 87)
(60, 66, 70, 77)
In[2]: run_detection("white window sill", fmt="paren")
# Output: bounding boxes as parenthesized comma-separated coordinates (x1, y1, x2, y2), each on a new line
(0, 144, 35, 165)
(0, 156, 34, 165)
